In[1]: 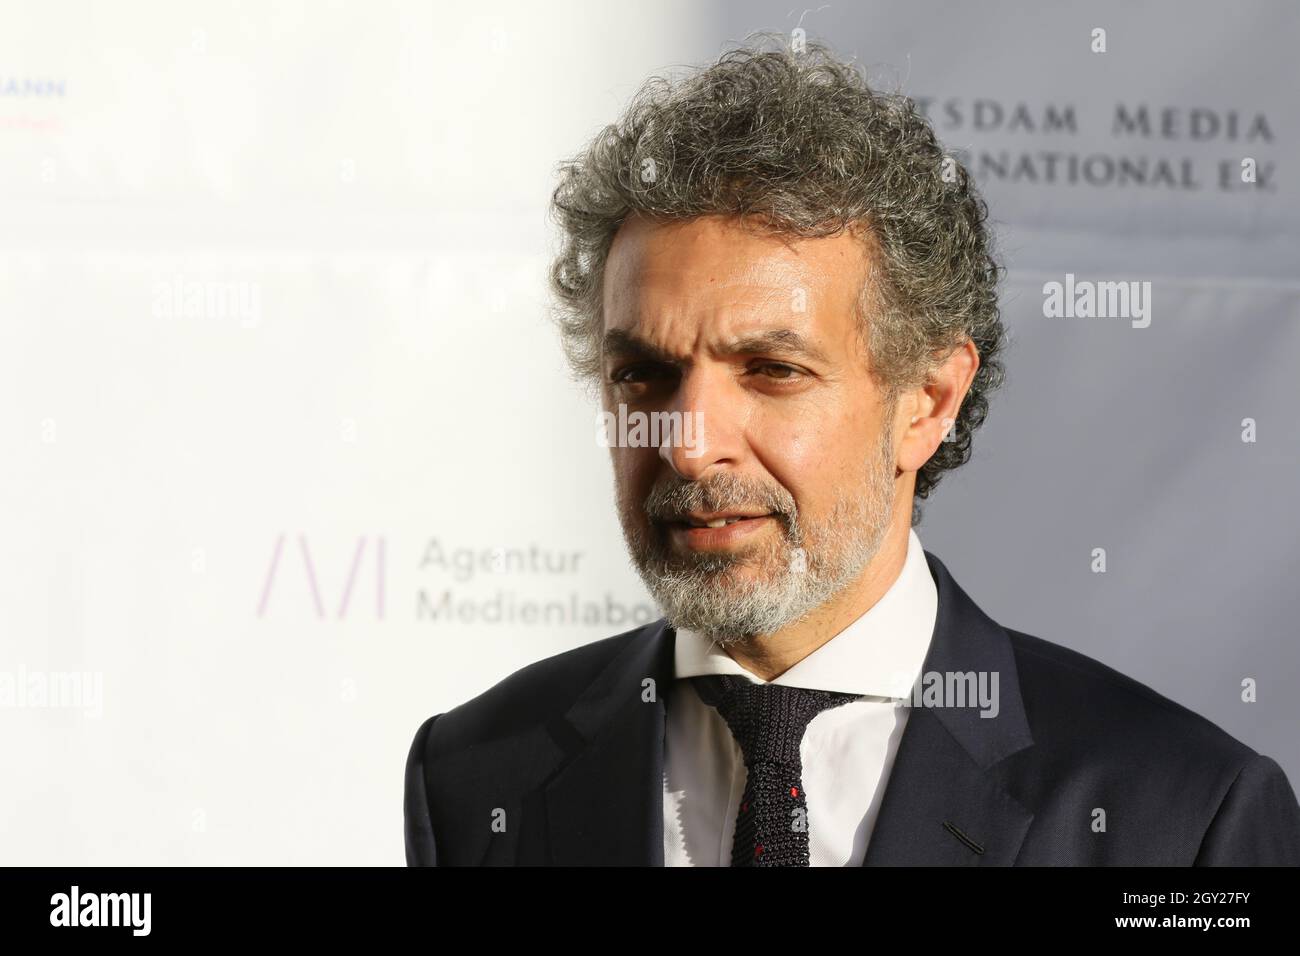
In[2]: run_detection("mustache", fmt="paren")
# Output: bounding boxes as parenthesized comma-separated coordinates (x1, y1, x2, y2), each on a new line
(641, 473, 796, 524)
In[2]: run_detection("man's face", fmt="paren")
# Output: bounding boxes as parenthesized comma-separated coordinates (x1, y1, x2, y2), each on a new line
(601, 214, 903, 643)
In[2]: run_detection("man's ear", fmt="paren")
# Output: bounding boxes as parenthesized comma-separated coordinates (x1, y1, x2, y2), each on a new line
(894, 339, 980, 476)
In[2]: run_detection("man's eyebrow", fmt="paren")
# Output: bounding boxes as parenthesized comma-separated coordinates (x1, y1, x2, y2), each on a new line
(716, 329, 829, 364)
(601, 328, 681, 364)
(601, 327, 829, 365)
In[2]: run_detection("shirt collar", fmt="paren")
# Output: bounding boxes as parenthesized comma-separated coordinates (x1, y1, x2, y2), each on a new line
(672, 528, 937, 699)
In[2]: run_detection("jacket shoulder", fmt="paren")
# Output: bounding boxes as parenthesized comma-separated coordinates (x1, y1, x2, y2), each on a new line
(413, 620, 661, 756)
(1001, 627, 1300, 863)
(1004, 627, 1257, 771)
(402, 620, 663, 864)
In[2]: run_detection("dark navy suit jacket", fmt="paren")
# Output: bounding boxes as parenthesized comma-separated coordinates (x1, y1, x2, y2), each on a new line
(404, 550, 1300, 865)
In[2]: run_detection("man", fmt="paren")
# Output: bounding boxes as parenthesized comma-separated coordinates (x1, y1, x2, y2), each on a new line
(404, 36, 1300, 866)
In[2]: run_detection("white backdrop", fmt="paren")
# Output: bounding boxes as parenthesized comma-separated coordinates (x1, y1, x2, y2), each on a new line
(2, 1, 1296, 864)
(0, 0, 721, 865)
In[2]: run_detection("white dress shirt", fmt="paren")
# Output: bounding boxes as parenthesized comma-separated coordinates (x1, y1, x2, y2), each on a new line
(662, 528, 938, 866)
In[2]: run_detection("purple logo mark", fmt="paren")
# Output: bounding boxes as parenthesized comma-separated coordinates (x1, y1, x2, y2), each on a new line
(257, 534, 386, 619)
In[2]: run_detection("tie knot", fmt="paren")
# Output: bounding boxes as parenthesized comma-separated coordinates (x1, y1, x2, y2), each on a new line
(690, 674, 859, 767)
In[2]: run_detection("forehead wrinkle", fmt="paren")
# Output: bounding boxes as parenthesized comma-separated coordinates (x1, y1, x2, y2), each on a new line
(603, 222, 861, 367)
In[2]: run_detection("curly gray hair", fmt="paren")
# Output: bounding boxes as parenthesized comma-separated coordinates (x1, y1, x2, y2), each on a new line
(547, 33, 1005, 519)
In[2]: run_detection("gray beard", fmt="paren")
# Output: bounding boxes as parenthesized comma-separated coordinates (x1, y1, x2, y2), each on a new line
(617, 420, 897, 645)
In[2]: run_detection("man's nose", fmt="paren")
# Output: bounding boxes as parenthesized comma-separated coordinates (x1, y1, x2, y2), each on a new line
(657, 368, 746, 480)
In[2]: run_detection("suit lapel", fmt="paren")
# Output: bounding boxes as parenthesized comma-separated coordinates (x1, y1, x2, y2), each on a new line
(540, 620, 675, 865)
(863, 550, 1035, 865)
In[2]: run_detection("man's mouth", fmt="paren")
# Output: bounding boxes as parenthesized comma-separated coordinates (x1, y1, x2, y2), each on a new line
(666, 512, 775, 529)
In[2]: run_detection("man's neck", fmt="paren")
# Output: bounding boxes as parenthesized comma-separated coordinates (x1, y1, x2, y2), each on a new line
(720, 512, 913, 682)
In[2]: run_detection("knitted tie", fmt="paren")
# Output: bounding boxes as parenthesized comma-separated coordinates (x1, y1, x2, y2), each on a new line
(691, 673, 859, 867)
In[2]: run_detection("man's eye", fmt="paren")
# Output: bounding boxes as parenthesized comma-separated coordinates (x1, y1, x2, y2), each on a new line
(750, 362, 803, 380)
(610, 364, 672, 385)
